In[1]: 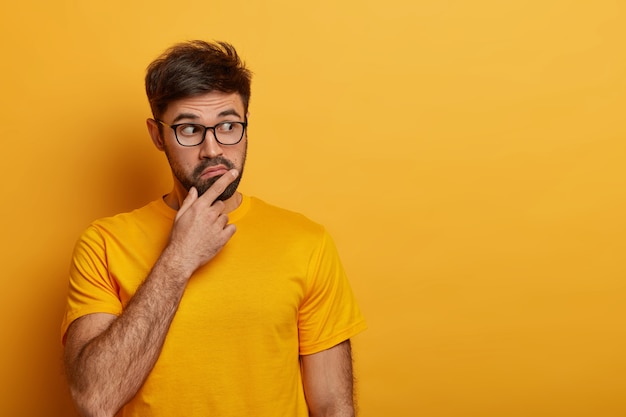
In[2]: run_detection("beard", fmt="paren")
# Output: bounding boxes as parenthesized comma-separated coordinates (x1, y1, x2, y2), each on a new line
(168, 152, 246, 201)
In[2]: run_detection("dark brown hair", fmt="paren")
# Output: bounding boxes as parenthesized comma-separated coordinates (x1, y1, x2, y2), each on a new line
(145, 40, 252, 119)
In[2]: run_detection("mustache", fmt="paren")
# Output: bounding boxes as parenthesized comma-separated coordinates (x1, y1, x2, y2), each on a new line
(192, 157, 235, 178)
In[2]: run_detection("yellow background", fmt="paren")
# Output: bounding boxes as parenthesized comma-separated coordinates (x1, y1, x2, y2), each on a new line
(1, 1, 624, 416)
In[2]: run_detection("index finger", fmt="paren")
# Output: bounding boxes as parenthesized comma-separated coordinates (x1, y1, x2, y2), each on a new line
(199, 169, 239, 204)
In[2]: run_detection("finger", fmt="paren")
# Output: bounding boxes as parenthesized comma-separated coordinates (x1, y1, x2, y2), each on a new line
(216, 212, 230, 229)
(199, 169, 239, 204)
(212, 200, 225, 214)
(223, 223, 237, 238)
(176, 186, 198, 220)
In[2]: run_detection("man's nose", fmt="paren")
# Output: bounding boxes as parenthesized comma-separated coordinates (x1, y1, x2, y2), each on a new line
(199, 129, 223, 158)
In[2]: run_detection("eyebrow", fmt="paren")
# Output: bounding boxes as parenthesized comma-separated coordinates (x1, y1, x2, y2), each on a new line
(171, 109, 242, 124)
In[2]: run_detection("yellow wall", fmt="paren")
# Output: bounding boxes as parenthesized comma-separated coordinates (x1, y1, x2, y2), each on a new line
(1, 1, 624, 416)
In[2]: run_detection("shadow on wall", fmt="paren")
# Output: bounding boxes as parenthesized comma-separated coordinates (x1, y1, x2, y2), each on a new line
(72, 117, 170, 222)
(12, 257, 81, 417)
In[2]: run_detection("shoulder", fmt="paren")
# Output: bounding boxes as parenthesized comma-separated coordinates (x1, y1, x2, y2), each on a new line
(77, 198, 173, 247)
(90, 198, 173, 234)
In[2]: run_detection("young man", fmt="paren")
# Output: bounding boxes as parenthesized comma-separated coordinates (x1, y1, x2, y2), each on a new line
(62, 40, 366, 417)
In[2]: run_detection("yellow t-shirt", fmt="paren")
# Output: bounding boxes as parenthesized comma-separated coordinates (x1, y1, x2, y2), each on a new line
(62, 195, 366, 417)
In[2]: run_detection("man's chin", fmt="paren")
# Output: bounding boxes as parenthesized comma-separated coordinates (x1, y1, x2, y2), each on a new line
(195, 175, 241, 201)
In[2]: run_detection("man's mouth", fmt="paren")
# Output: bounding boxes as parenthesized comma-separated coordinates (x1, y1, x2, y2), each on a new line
(200, 165, 229, 179)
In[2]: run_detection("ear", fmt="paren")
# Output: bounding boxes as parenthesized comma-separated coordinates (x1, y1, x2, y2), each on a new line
(146, 118, 165, 151)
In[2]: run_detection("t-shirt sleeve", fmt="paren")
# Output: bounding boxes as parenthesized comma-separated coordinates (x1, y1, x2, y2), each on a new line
(61, 225, 123, 343)
(297, 230, 367, 355)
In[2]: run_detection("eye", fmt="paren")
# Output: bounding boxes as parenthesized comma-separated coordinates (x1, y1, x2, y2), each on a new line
(216, 122, 235, 133)
(178, 124, 202, 136)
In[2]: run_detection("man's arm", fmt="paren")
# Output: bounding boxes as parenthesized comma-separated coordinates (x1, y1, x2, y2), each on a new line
(63, 170, 239, 417)
(301, 340, 356, 417)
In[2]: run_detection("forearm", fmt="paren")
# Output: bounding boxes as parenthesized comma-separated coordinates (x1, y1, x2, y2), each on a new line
(66, 248, 191, 416)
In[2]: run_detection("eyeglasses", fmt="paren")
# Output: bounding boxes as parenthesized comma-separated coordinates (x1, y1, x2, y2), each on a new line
(157, 120, 247, 147)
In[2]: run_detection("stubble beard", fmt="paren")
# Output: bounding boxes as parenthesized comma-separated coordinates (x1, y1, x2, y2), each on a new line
(168, 151, 246, 201)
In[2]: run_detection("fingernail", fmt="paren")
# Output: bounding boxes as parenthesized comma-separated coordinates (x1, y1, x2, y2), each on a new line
(231, 169, 239, 177)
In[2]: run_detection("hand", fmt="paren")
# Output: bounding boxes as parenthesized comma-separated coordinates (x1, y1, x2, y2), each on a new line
(166, 169, 239, 277)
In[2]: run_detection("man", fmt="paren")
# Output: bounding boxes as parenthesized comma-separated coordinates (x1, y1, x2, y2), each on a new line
(62, 40, 366, 417)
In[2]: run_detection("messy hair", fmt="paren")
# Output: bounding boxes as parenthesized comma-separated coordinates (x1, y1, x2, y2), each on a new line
(145, 40, 252, 119)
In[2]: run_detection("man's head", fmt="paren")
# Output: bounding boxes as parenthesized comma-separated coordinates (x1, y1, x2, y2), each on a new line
(145, 41, 252, 202)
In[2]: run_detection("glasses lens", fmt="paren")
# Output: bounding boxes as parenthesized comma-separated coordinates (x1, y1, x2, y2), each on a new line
(175, 124, 205, 146)
(215, 122, 244, 145)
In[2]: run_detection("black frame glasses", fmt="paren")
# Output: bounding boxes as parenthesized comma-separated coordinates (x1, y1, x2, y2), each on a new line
(157, 120, 248, 147)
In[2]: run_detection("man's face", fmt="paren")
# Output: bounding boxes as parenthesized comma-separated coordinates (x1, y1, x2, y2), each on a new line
(153, 91, 248, 200)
